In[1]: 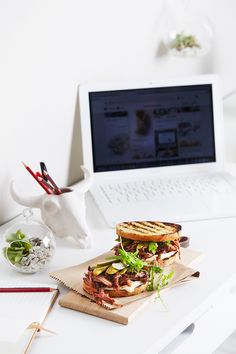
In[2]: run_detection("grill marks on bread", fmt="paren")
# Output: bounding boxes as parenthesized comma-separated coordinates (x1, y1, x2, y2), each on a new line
(125, 222, 174, 235)
(116, 221, 181, 242)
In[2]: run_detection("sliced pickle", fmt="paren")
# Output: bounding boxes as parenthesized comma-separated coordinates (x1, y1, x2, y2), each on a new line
(96, 260, 113, 267)
(136, 242, 144, 251)
(122, 238, 133, 246)
(114, 236, 132, 246)
(106, 265, 119, 275)
(119, 268, 128, 275)
(92, 264, 110, 276)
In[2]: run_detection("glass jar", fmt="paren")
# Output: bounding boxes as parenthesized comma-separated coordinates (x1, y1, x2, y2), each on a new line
(163, 0, 213, 57)
(2, 209, 55, 273)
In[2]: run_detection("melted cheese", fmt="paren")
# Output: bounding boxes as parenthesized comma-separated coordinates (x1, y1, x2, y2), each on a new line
(160, 251, 176, 260)
(146, 251, 176, 262)
(119, 281, 143, 293)
(105, 280, 143, 293)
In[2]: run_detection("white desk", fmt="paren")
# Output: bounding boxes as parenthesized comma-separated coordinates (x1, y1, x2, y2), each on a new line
(1, 191, 236, 354)
(1, 110, 236, 353)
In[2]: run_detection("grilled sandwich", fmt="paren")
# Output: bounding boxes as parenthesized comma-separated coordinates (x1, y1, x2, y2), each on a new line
(114, 221, 181, 266)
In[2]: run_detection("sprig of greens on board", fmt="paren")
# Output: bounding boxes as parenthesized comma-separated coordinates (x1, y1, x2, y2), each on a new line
(147, 266, 174, 305)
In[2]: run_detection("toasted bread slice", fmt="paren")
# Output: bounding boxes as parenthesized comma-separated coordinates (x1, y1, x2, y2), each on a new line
(83, 281, 147, 298)
(116, 221, 181, 242)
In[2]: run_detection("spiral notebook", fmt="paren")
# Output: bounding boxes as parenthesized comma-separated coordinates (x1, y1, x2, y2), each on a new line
(0, 281, 59, 354)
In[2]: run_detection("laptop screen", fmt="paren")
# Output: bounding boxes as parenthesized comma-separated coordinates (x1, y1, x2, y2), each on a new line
(89, 84, 215, 172)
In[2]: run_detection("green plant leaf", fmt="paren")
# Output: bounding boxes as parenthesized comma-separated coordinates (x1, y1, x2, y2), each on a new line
(3, 238, 32, 265)
(6, 229, 27, 243)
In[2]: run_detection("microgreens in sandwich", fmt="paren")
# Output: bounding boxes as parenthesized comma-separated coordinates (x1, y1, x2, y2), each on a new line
(109, 236, 174, 306)
(118, 248, 148, 272)
(107, 248, 148, 273)
(148, 242, 158, 254)
(107, 237, 148, 273)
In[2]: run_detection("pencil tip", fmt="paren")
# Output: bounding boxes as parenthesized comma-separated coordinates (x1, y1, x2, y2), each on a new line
(21, 161, 27, 167)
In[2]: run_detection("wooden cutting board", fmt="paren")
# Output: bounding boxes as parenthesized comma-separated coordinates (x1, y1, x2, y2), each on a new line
(52, 248, 202, 325)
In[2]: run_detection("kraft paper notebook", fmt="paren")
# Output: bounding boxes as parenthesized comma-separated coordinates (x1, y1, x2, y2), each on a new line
(50, 248, 202, 325)
(0, 281, 59, 354)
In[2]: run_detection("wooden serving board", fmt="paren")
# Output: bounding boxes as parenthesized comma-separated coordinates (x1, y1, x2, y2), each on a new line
(51, 248, 202, 325)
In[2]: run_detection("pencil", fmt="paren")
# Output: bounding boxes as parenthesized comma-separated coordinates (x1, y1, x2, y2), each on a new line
(42, 170, 62, 195)
(36, 172, 55, 194)
(0, 287, 56, 293)
(22, 162, 53, 194)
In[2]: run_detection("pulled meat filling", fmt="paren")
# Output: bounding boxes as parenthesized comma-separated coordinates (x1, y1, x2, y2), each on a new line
(113, 239, 180, 260)
(83, 268, 148, 307)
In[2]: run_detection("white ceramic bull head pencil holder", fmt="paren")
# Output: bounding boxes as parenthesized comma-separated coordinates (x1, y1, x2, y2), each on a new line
(10, 166, 93, 249)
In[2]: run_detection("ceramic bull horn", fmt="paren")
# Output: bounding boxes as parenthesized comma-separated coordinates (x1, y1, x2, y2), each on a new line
(10, 181, 42, 208)
(10, 166, 93, 248)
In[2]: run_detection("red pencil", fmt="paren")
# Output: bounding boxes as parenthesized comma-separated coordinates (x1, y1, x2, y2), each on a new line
(42, 170, 62, 195)
(36, 172, 55, 194)
(22, 162, 53, 194)
(0, 287, 56, 293)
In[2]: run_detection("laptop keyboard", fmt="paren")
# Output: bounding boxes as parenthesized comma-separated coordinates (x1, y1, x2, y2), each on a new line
(99, 175, 232, 204)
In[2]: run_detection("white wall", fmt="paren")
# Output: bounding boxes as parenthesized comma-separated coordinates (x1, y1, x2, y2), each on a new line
(1, 0, 236, 223)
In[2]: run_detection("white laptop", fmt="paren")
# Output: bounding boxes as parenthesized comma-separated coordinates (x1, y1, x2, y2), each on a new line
(79, 74, 236, 227)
